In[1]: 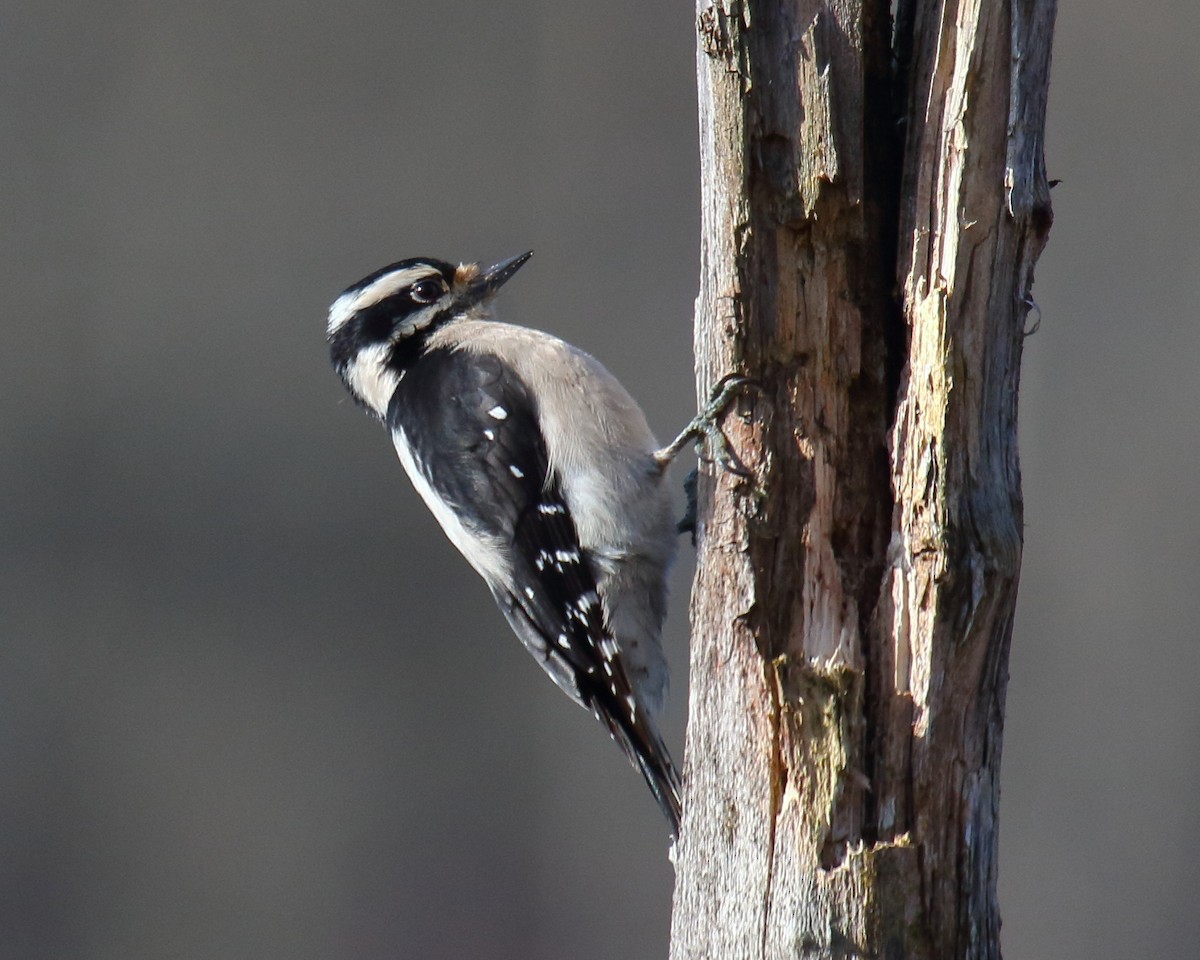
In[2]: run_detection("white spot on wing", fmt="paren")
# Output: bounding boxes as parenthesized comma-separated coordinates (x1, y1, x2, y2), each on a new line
(483, 429, 495, 440)
(488, 405, 508, 420)
(509, 464, 524, 478)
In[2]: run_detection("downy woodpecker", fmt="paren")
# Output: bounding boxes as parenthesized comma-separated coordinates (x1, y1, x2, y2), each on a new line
(328, 252, 740, 837)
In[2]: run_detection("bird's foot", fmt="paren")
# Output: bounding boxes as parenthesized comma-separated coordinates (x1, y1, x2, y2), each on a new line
(655, 374, 758, 477)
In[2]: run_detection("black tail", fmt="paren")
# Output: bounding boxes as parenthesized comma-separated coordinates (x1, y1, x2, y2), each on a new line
(593, 694, 682, 839)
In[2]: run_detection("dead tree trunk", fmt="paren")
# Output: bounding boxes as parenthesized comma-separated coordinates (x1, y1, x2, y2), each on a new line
(670, 2, 1055, 959)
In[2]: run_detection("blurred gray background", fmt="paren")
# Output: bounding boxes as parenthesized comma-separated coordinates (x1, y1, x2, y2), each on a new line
(1, 2, 1194, 958)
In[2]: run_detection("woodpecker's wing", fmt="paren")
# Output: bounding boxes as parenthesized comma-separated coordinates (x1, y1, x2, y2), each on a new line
(388, 346, 681, 834)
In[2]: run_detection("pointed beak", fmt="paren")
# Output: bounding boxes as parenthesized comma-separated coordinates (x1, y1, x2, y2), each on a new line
(470, 251, 533, 301)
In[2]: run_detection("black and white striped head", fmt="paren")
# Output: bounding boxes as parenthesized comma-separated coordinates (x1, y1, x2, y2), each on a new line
(327, 252, 532, 417)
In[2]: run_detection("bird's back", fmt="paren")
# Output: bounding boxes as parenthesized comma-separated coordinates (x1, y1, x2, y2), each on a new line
(424, 320, 677, 715)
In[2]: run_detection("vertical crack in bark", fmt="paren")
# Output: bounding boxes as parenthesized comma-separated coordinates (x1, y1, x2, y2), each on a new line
(744, 0, 900, 884)
(760, 657, 787, 960)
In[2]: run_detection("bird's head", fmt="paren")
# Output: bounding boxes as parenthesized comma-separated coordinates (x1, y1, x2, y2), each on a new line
(327, 251, 532, 417)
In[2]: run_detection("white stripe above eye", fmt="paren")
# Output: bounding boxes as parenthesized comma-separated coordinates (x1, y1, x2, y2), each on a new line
(327, 266, 443, 334)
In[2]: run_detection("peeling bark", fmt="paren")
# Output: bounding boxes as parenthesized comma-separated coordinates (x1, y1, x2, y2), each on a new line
(669, 2, 1055, 958)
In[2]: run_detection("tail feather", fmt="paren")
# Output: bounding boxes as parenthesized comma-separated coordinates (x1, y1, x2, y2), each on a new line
(594, 698, 682, 838)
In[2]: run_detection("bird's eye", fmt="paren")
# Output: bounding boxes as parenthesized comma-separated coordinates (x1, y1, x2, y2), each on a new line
(410, 279, 444, 304)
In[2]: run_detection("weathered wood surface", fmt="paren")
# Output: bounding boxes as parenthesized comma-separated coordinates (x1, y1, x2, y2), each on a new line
(670, 2, 1055, 958)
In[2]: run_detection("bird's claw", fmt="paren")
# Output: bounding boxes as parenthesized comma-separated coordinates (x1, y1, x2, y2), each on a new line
(655, 374, 760, 474)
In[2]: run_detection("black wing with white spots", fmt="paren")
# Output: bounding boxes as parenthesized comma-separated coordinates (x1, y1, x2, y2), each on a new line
(388, 347, 682, 834)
